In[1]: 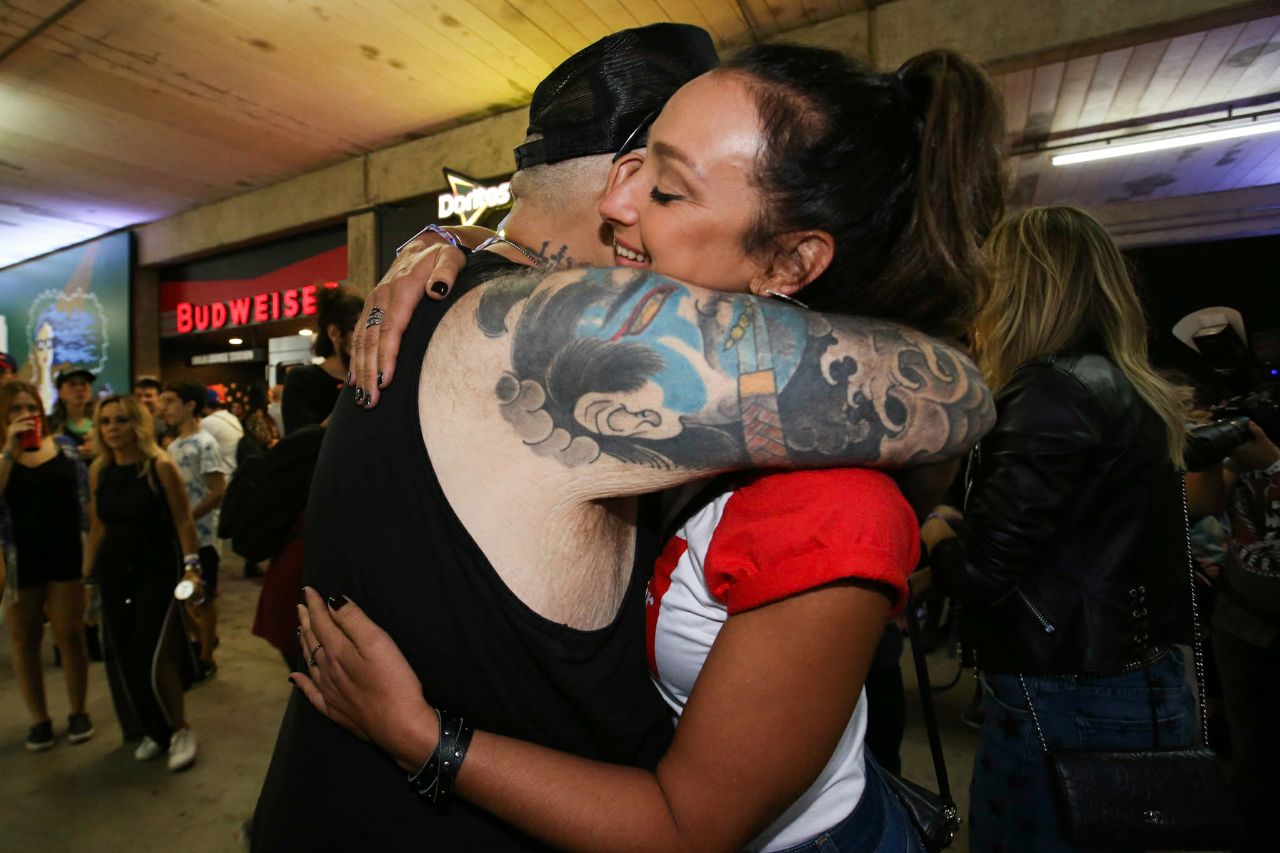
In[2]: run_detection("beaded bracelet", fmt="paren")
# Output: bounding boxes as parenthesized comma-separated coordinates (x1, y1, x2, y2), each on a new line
(396, 223, 465, 256)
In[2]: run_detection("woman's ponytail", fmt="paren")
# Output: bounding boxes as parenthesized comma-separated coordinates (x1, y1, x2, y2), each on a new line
(879, 50, 1007, 341)
(724, 43, 1006, 340)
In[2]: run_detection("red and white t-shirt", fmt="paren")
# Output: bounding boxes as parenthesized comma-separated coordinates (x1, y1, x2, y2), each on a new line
(645, 468, 919, 851)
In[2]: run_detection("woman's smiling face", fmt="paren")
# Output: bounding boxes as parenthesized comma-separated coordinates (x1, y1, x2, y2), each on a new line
(598, 71, 773, 295)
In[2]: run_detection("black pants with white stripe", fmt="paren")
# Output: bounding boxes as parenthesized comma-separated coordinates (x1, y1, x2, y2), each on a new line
(98, 554, 188, 749)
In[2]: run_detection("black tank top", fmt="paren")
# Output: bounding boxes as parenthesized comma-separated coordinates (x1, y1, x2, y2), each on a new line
(94, 461, 178, 574)
(6, 450, 81, 580)
(253, 252, 673, 851)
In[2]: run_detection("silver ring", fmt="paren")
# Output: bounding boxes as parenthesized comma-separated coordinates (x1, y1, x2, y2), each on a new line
(308, 643, 322, 667)
(365, 307, 385, 329)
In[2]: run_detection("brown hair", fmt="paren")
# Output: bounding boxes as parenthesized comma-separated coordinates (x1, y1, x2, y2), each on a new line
(313, 285, 364, 359)
(0, 381, 50, 445)
(723, 44, 1007, 339)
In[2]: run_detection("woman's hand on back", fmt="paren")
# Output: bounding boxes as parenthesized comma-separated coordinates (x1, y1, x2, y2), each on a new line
(293, 587, 437, 770)
(349, 239, 468, 410)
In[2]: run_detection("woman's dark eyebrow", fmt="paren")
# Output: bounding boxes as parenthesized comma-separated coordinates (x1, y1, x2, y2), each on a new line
(651, 141, 704, 181)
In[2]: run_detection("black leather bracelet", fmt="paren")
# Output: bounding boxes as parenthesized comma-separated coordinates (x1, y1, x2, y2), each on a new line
(407, 708, 474, 808)
(407, 728, 441, 799)
(433, 709, 473, 807)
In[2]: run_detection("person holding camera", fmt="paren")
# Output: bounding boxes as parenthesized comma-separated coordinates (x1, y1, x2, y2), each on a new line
(921, 207, 1195, 851)
(86, 395, 202, 771)
(1187, 415, 1280, 851)
(0, 380, 92, 752)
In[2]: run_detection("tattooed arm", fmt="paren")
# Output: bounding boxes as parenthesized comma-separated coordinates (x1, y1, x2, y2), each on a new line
(351, 235, 590, 407)
(476, 265, 992, 476)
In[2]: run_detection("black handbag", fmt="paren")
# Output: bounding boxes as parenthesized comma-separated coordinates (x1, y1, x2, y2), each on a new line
(1015, 482, 1243, 850)
(882, 592, 960, 851)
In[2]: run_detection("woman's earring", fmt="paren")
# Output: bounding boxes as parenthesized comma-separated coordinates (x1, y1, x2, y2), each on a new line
(762, 289, 809, 310)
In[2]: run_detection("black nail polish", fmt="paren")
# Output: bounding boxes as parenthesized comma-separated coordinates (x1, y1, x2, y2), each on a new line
(328, 595, 348, 611)
(287, 676, 296, 686)
(431, 281, 448, 296)
(377, 371, 385, 388)
(354, 387, 364, 404)
(346, 370, 352, 385)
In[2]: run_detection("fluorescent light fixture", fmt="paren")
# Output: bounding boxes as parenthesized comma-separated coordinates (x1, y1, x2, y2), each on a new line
(1052, 119, 1280, 166)
(298, 329, 314, 337)
(228, 337, 244, 345)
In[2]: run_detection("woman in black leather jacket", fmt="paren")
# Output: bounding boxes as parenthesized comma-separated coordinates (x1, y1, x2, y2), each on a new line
(922, 206, 1194, 852)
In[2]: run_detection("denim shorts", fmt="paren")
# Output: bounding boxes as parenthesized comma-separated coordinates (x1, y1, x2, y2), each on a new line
(770, 754, 925, 853)
(969, 649, 1195, 853)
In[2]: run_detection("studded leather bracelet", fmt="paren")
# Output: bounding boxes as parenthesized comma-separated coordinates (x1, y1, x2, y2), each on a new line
(407, 708, 474, 808)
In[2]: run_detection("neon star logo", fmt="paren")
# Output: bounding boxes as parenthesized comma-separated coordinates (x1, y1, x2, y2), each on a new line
(437, 169, 512, 225)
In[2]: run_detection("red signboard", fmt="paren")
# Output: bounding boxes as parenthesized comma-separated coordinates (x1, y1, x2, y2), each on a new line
(160, 245, 346, 337)
(175, 283, 327, 333)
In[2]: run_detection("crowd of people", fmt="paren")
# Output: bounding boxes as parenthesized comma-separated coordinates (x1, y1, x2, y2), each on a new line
(0, 284, 363, 770)
(2, 20, 1277, 853)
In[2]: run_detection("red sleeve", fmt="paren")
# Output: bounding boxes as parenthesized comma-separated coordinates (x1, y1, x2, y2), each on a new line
(703, 469, 920, 616)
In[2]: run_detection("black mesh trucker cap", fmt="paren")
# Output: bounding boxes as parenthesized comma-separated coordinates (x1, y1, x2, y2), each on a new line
(513, 23, 719, 170)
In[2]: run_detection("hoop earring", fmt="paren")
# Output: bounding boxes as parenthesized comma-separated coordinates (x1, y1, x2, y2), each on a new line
(762, 289, 809, 310)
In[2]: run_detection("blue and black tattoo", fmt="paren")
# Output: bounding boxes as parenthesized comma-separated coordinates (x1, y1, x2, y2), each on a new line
(478, 267, 993, 471)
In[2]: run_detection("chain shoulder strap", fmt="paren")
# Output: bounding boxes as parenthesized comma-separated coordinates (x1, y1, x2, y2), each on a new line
(1019, 477, 1209, 752)
(1182, 477, 1212, 747)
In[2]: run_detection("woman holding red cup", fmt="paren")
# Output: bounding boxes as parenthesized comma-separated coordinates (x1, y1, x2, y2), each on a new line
(0, 380, 93, 752)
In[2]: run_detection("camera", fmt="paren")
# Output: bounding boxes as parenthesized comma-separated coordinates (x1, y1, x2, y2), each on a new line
(1185, 417, 1253, 471)
(1212, 393, 1280, 445)
(1173, 308, 1280, 460)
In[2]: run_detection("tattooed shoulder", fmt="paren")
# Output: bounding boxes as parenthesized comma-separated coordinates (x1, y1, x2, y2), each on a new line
(474, 267, 993, 472)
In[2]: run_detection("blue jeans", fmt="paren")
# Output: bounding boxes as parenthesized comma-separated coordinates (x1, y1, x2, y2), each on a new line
(773, 755, 925, 853)
(969, 650, 1195, 853)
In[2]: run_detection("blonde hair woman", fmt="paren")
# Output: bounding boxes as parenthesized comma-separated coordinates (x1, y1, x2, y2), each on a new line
(86, 395, 202, 771)
(922, 206, 1193, 851)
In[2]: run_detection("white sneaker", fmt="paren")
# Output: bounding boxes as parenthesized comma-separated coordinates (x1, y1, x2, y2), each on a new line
(134, 736, 163, 761)
(167, 727, 197, 772)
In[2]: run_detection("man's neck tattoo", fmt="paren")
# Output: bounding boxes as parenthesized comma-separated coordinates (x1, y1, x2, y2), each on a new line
(533, 241, 579, 270)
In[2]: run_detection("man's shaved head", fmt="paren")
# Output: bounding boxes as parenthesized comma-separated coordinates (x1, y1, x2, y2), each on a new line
(511, 149, 613, 220)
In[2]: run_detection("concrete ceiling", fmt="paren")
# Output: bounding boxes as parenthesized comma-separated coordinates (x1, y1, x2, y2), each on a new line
(997, 13, 1280, 208)
(0, 0, 866, 269)
(2, 0, 1279, 270)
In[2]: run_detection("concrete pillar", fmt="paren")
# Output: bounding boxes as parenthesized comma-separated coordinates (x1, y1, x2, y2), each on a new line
(131, 264, 161, 381)
(346, 211, 379, 297)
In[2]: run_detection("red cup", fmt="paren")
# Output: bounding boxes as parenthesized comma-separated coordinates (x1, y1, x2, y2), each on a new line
(19, 417, 41, 452)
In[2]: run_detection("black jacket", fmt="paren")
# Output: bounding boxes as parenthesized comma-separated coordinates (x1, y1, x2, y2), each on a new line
(932, 351, 1189, 675)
